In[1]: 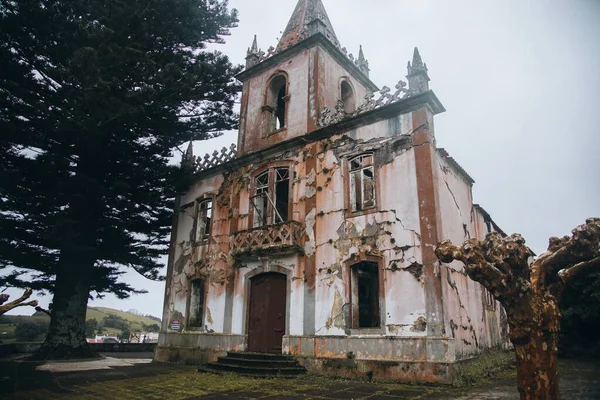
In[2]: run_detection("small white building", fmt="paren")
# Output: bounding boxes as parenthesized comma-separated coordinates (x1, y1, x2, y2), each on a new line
(156, 0, 508, 383)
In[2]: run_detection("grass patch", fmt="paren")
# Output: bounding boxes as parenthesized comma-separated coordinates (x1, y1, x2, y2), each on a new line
(454, 348, 515, 387)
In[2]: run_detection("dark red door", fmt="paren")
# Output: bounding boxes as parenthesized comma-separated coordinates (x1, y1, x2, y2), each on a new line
(247, 273, 287, 353)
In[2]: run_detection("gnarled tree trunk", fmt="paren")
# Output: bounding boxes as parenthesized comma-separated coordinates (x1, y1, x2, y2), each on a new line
(32, 262, 97, 360)
(436, 218, 600, 400)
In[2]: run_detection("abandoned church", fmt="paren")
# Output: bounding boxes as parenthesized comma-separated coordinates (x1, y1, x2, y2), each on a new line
(156, 0, 509, 383)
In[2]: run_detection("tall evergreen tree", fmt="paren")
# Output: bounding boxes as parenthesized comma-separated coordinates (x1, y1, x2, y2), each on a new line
(0, 0, 241, 358)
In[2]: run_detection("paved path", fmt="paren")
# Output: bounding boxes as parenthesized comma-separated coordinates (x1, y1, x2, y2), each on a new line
(1, 354, 598, 399)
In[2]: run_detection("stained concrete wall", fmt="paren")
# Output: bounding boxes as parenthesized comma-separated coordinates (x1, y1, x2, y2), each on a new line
(435, 154, 508, 360)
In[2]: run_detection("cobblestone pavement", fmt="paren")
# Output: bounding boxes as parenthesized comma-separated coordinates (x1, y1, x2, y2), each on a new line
(1, 354, 598, 400)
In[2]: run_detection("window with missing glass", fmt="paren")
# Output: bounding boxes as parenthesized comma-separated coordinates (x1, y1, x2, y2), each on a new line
(251, 167, 290, 228)
(349, 154, 376, 213)
(350, 261, 381, 328)
(188, 279, 205, 328)
(195, 199, 212, 242)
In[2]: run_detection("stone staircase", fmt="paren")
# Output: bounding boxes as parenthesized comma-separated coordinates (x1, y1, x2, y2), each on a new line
(197, 352, 306, 378)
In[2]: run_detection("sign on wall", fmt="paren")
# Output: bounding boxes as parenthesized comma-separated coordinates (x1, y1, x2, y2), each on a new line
(170, 319, 181, 331)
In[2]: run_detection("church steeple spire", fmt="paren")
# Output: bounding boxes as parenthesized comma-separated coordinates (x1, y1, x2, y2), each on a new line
(276, 0, 340, 53)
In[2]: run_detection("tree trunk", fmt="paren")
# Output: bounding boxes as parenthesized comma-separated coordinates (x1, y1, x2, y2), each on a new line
(513, 332, 560, 400)
(31, 265, 97, 360)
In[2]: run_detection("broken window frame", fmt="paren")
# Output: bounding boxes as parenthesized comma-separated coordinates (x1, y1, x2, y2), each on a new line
(348, 154, 377, 215)
(263, 73, 290, 134)
(250, 166, 291, 228)
(194, 198, 213, 243)
(187, 278, 206, 329)
(348, 260, 382, 329)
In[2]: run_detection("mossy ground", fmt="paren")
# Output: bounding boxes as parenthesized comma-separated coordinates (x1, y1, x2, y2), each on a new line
(3, 366, 444, 400)
(2, 350, 518, 400)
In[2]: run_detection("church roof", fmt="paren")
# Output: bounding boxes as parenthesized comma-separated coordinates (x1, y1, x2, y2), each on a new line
(276, 0, 340, 53)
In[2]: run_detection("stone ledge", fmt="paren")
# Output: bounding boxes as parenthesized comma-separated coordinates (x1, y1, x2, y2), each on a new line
(283, 335, 455, 363)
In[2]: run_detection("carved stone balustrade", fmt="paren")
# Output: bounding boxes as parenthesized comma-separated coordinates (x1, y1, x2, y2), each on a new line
(194, 144, 237, 173)
(230, 221, 304, 259)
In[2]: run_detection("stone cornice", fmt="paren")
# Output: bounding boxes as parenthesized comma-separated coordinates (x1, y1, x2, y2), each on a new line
(193, 90, 445, 180)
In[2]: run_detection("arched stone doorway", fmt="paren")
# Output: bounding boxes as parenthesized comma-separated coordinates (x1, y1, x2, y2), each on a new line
(247, 272, 287, 353)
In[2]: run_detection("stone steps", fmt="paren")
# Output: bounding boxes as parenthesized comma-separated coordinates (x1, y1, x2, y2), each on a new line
(198, 352, 306, 378)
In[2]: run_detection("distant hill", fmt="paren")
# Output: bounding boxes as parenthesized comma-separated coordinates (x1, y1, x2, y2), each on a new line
(86, 307, 161, 334)
(0, 307, 161, 342)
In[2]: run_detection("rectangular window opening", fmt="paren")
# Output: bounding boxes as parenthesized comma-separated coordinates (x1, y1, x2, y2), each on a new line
(252, 168, 290, 227)
(189, 279, 205, 327)
(351, 262, 380, 328)
(195, 199, 212, 242)
(274, 168, 290, 224)
(349, 155, 376, 213)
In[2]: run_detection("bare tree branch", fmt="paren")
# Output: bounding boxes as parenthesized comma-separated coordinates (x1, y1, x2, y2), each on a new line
(0, 288, 39, 315)
(560, 256, 600, 283)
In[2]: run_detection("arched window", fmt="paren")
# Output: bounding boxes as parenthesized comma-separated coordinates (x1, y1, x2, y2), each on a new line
(265, 74, 288, 132)
(341, 80, 355, 114)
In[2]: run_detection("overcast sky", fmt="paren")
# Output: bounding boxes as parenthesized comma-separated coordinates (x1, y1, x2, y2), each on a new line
(7, 0, 599, 317)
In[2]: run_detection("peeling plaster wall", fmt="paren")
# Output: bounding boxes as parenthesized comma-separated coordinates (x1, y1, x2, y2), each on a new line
(240, 51, 309, 154)
(435, 155, 508, 359)
(164, 110, 431, 344)
(166, 175, 225, 330)
(310, 115, 426, 337)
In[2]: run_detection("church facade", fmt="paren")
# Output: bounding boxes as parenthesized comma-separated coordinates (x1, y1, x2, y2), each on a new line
(156, 0, 508, 383)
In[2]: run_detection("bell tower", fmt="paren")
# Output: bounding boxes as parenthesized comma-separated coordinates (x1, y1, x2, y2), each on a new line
(235, 0, 379, 155)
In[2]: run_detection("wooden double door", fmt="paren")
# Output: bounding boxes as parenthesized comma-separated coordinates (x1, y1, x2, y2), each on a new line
(247, 273, 287, 353)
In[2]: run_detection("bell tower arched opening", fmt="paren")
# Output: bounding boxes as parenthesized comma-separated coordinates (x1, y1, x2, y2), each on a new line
(341, 80, 355, 114)
(265, 74, 288, 132)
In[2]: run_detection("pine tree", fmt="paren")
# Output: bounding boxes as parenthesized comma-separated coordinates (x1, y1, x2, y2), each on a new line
(0, 0, 242, 358)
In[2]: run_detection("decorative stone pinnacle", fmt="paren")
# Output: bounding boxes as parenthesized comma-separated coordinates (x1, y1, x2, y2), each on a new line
(407, 47, 428, 75)
(182, 140, 194, 167)
(356, 45, 370, 77)
(246, 35, 261, 68)
(406, 47, 430, 93)
(250, 35, 258, 54)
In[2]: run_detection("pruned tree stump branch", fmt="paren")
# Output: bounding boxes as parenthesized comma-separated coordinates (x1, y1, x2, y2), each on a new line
(435, 218, 600, 400)
(0, 288, 39, 316)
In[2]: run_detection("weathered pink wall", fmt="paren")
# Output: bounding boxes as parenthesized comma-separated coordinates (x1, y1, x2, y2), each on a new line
(435, 154, 508, 359)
